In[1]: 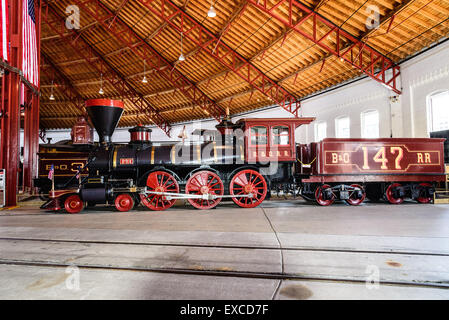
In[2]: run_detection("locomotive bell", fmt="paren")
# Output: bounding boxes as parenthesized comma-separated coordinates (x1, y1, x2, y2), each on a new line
(215, 107, 238, 137)
(85, 99, 124, 145)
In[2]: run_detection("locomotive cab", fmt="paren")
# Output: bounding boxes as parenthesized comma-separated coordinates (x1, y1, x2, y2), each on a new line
(236, 118, 315, 164)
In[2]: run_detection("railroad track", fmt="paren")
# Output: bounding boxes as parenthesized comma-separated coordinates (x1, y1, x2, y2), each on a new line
(0, 237, 448, 289)
(0, 236, 448, 257)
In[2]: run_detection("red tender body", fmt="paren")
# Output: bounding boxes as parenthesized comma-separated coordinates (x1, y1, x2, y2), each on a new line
(299, 138, 446, 183)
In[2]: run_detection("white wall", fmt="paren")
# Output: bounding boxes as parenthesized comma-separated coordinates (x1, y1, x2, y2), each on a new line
(42, 39, 449, 144)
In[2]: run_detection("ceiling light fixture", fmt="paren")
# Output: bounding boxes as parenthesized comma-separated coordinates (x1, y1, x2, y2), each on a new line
(178, 32, 185, 61)
(208, 0, 216, 17)
(49, 80, 55, 101)
(99, 73, 104, 95)
(142, 60, 148, 83)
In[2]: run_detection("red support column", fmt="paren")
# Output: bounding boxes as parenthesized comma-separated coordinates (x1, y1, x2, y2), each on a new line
(23, 88, 33, 192)
(22, 0, 41, 195)
(0, 0, 22, 207)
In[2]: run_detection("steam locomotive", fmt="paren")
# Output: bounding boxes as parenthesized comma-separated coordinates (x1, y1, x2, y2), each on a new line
(41, 99, 446, 213)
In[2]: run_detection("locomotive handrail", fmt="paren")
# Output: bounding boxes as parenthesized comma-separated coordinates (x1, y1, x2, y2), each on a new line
(297, 157, 317, 166)
(62, 156, 97, 189)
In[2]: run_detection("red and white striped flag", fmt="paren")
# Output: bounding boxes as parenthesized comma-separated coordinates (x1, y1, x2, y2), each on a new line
(22, 0, 38, 86)
(0, 0, 9, 61)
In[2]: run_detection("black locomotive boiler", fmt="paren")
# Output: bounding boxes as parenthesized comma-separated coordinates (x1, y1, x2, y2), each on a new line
(43, 99, 314, 213)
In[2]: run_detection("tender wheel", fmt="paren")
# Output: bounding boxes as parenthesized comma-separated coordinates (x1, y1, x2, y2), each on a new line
(115, 193, 134, 212)
(230, 169, 267, 208)
(385, 183, 404, 204)
(346, 184, 366, 206)
(186, 170, 224, 210)
(417, 183, 433, 204)
(140, 171, 179, 211)
(64, 194, 84, 214)
(315, 184, 334, 206)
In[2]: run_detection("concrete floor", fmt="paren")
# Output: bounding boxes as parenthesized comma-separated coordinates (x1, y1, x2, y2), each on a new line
(0, 199, 449, 299)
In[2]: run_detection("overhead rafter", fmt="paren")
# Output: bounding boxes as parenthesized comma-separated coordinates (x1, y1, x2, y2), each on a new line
(362, 0, 417, 40)
(246, 0, 401, 94)
(135, 0, 301, 117)
(213, 0, 249, 52)
(276, 0, 418, 89)
(41, 0, 172, 136)
(68, 0, 225, 122)
(40, 53, 86, 115)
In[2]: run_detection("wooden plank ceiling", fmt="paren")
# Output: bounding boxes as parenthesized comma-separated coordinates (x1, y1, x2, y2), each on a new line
(40, 0, 449, 130)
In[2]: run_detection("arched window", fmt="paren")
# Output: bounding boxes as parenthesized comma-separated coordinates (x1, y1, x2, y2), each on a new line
(427, 91, 449, 133)
(250, 126, 267, 145)
(361, 110, 379, 138)
(314, 121, 327, 141)
(335, 116, 350, 138)
(272, 126, 290, 145)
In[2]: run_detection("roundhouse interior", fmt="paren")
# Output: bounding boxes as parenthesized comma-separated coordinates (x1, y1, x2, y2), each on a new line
(1, 0, 449, 302)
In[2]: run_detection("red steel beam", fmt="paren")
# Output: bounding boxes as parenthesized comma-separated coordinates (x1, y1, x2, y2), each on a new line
(247, 0, 401, 94)
(70, 0, 225, 121)
(136, 0, 300, 117)
(0, 0, 22, 207)
(41, 1, 172, 136)
(23, 0, 42, 194)
(23, 88, 33, 192)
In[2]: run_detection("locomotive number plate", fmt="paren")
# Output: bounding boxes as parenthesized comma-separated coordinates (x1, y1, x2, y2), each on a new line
(120, 158, 134, 165)
(325, 145, 441, 173)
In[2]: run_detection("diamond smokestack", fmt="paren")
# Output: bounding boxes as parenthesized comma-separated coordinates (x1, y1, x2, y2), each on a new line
(85, 99, 124, 144)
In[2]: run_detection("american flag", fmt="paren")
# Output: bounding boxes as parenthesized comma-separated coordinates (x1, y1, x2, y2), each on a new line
(22, 0, 38, 86)
(0, 0, 9, 61)
(48, 164, 54, 180)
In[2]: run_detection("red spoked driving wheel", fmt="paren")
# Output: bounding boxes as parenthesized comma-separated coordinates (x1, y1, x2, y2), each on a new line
(346, 184, 366, 206)
(186, 170, 224, 210)
(315, 184, 335, 206)
(417, 183, 433, 204)
(115, 193, 134, 212)
(64, 194, 84, 214)
(385, 183, 404, 204)
(140, 171, 179, 211)
(230, 169, 267, 208)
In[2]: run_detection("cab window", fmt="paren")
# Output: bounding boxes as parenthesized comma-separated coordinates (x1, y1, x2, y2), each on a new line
(250, 126, 267, 145)
(272, 126, 290, 145)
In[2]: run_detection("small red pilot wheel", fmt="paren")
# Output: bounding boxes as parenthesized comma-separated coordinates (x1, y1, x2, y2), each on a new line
(230, 169, 267, 208)
(385, 183, 404, 204)
(417, 183, 433, 204)
(346, 184, 366, 206)
(315, 184, 335, 206)
(185, 171, 224, 210)
(64, 194, 84, 214)
(115, 193, 134, 212)
(140, 171, 180, 211)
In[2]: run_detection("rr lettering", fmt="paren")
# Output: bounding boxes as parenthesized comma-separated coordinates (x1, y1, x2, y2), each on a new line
(417, 153, 432, 164)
